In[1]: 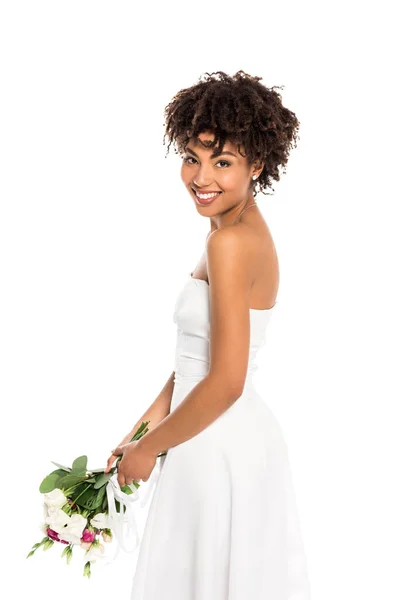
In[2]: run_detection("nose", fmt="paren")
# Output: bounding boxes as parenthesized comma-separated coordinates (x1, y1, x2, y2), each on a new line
(192, 163, 215, 188)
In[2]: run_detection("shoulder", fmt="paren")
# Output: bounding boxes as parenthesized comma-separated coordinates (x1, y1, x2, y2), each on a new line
(206, 224, 256, 283)
(206, 223, 256, 255)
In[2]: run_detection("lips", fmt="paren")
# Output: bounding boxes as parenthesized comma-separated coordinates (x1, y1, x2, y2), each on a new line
(192, 188, 222, 195)
(191, 188, 222, 206)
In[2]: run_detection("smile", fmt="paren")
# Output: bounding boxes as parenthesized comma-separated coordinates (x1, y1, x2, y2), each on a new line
(192, 188, 222, 201)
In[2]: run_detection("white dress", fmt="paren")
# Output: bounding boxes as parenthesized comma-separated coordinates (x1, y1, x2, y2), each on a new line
(130, 275, 311, 599)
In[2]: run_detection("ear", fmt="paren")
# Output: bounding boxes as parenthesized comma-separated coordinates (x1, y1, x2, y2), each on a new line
(253, 160, 264, 178)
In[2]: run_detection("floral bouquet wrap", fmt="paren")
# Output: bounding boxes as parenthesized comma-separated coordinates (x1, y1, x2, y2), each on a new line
(27, 421, 166, 578)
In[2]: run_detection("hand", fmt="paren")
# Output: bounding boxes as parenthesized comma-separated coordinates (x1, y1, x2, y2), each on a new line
(104, 451, 119, 474)
(111, 440, 158, 488)
(104, 428, 138, 474)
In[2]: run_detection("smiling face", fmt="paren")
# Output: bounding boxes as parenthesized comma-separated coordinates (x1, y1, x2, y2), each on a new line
(180, 130, 263, 224)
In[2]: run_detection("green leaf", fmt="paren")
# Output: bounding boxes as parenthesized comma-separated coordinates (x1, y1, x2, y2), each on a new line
(83, 561, 91, 578)
(50, 461, 71, 472)
(61, 544, 73, 565)
(69, 482, 89, 502)
(86, 468, 109, 473)
(30, 543, 42, 550)
(72, 486, 94, 508)
(88, 485, 107, 510)
(56, 474, 87, 490)
(93, 472, 112, 489)
(43, 539, 54, 551)
(39, 469, 68, 493)
(120, 484, 136, 495)
(71, 455, 88, 475)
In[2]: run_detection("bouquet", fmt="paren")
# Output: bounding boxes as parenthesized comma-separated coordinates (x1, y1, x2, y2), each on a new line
(27, 421, 166, 578)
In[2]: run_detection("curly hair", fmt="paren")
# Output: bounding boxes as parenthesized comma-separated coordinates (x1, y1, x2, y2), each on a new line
(163, 70, 300, 197)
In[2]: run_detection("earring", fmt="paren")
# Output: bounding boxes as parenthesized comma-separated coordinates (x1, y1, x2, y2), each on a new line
(252, 174, 258, 180)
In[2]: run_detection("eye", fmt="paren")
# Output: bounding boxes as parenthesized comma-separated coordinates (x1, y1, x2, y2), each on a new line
(183, 157, 231, 168)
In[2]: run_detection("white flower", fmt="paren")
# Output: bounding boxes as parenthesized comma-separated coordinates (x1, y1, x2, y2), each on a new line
(59, 513, 87, 545)
(90, 512, 109, 530)
(85, 543, 105, 563)
(44, 507, 70, 534)
(43, 488, 68, 509)
(40, 521, 48, 535)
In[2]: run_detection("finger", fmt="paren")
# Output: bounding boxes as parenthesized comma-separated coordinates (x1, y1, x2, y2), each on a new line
(104, 456, 116, 473)
(117, 472, 126, 487)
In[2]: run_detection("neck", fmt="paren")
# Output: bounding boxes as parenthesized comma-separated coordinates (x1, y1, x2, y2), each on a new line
(210, 194, 257, 231)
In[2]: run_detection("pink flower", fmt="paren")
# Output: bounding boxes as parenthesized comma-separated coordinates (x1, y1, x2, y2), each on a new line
(47, 527, 69, 545)
(101, 530, 113, 543)
(80, 540, 92, 550)
(81, 528, 96, 543)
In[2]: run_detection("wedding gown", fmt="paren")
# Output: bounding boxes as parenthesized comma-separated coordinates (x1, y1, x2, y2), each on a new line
(130, 274, 311, 599)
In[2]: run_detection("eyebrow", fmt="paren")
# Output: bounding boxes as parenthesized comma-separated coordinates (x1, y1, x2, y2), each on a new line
(185, 147, 237, 158)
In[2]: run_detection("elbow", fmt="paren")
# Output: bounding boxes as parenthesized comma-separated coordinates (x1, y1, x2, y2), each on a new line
(206, 371, 244, 402)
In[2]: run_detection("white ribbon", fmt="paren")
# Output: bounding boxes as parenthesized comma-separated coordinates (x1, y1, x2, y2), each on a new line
(103, 456, 164, 562)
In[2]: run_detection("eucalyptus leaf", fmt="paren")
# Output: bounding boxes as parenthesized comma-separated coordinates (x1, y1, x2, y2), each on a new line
(39, 469, 68, 493)
(86, 468, 107, 474)
(93, 472, 112, 489)
(71, 455, 88, 475)
(50, 461, 71, 472)
(56, 474, 87, 490)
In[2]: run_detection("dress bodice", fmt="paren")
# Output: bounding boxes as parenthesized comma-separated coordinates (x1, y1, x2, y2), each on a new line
(172, 276, 276, 386)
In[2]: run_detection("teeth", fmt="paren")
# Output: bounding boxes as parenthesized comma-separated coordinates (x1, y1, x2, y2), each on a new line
(195, 191, 220, 199)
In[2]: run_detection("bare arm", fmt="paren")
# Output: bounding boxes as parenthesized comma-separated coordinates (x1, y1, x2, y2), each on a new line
(130, 370, 175, 434)
(138, 373, 238, 456)
(137, 227, 254, 457)
(104, 370, 175, 471)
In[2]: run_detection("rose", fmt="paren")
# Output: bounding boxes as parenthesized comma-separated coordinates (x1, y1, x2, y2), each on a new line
(90, 512, 109, 530)
(43, 488, 68, 509)
(45, 508, 87, 545)
(60, 514, 87, 545)
(44, 507, 70, 534)
(81, 528, 95, 543)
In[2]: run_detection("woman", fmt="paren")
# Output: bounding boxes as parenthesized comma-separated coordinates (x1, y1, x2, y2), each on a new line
(105, 70, 311, 599)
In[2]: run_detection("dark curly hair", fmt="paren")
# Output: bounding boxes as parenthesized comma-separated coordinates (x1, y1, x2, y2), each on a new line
(163, 70, 300, 197)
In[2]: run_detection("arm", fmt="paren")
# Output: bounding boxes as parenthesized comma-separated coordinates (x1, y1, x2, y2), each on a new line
(138, 227, 254, 457)
(130, 370, 175, 435)
(105, 370, 175, 471)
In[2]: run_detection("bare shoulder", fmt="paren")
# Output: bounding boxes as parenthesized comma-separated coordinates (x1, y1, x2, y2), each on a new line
(206, 219, 279, 309)
(206, 223, 262, 283)
(206, 224, 256, 287)
(206, 222, 256, 253)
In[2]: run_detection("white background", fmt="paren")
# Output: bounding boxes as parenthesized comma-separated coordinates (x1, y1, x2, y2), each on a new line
(1, 1, 399, 598)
